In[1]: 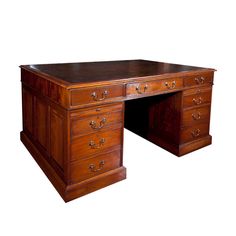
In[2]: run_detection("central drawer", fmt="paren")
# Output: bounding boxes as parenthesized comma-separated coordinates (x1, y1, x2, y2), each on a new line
(71, 127, 122, 161)
(126, 77, 183, 97)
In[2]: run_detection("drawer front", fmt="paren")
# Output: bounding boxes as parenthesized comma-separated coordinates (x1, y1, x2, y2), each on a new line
(184, 73, 213, 87)
(159, 77, 183, 91)
(71, 84, 124, 106)
(183, 89, 212, 108)
(183, 86, 211, 96)
(70, 103, 123, 118)
(71, 110, 123, 137)
(182, 106, 211, 127)
(126, 81, 160, 96)
(126, 78, 183, 97)
(180, 123, 209, 143)
(71, 128, 122, 161)
(70, 149, 121, 183)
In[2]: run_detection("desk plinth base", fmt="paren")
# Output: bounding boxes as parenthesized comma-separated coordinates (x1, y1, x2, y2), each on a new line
(148, 132, 212, 157)
(20, 131, 126, 202)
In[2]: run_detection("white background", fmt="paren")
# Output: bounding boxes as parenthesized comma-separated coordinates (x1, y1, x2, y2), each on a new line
(0, 0, 235, 235)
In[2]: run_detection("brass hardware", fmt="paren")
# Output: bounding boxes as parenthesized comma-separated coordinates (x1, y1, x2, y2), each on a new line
(136, 84, 148, 94)
(191, 129, 201, 137)
(89, 138, 105, 149)
(192, 97, 202, 105)
(90, 117, 106, 130)
(165, 81, 176, 89)
(91, 90, 108, 101)
(192, 112, 201, 120)
(195, 77, 205, 84)
(89, 160, 105, 172)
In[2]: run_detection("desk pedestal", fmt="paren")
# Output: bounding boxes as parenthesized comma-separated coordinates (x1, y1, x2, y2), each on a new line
(125, 88, 212, 156)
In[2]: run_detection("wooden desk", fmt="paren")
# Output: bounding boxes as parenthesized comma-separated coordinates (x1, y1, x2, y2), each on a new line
(20, 60, 215, 202)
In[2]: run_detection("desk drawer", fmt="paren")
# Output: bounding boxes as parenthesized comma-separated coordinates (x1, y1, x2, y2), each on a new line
(183, 89, 212, 108)
(71, 127, 122, 161)
(126, 78, 183, 97)
(70, 149, 121, 183)
(183, 86, 211, 96)
(180, 123, 209, 143)
(71, 104, 123, 137)
(182, 106, 211, 127)
(70, 103, 123, 118)
(71, 84, 124, 106)
(184, 73, 213, 87)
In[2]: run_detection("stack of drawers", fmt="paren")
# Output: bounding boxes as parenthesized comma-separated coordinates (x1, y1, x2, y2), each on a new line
(69, 103, 124, 184)
(180, 73, 213, 154)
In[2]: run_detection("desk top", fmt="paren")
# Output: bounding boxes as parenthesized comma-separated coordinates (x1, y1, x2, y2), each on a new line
(21, 60, 214, 86)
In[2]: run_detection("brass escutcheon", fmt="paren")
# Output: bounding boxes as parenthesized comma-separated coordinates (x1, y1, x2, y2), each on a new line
(192, 112, 201, 120)
(136, 84, 148, 94)
(89, 160, 105, 172)
(165, 81, 176, 89)
(89, 117, 106, 130)
(91, 90, 108, 101)
(191, 129, 201, 137)
(195, 77, 205, 84)
(89, 138, 105, 149)
(192, 97, 202, 105)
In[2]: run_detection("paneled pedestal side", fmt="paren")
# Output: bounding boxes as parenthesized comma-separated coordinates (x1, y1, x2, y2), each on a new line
(21, 84, 126, 202)
(20, 60, 215, 201)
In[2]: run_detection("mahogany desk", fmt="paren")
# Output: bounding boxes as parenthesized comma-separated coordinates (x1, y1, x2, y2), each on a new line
(20, 60, 215, 202)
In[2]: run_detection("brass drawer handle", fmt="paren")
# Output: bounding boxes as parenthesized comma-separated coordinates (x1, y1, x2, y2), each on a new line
(136, 84, 148, 94)
(195, 76, 205, 84)
(89, 160, 105, 172)
(165, 81, 176, 89)
(192, 97, 202, 105)
(91, 90, 108, 101)
(89, 138, 105, 149)
(191, 129, 201, 137)
(90, 117, 106, 130)
(192, 112, 201, 120)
